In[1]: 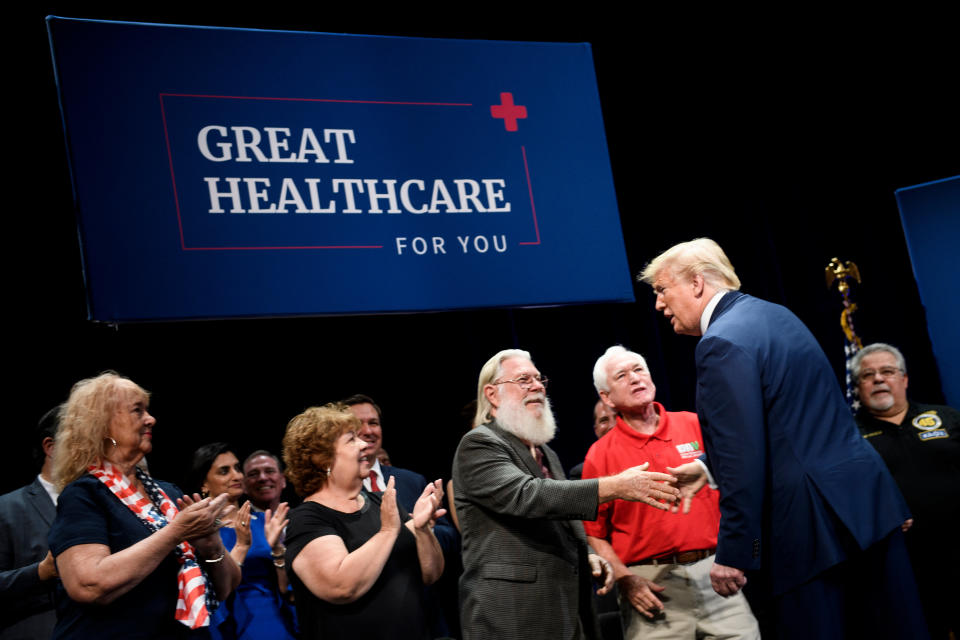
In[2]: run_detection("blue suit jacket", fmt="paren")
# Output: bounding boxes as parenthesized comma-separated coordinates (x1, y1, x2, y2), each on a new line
(0, 477, 57, 639)
(380, 465, 460, 555)
(696, 292, 909, 595)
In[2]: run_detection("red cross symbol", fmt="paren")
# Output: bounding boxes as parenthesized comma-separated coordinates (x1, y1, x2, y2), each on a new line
(490, 92, 528, 132)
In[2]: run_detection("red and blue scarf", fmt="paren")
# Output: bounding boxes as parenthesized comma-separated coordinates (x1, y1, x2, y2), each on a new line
(89, 460, 216, 628)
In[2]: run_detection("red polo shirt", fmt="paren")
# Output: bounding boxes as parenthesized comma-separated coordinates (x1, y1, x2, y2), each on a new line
(582, 405, 721, 563)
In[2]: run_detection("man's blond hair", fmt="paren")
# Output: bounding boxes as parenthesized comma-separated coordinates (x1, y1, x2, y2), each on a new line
(639, 238, 741, 290)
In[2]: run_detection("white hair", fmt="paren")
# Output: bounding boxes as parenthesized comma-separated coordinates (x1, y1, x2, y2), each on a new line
(474, 349, 532, 427)
(593, 345, 648, 393)
(850, 343, 907, 381)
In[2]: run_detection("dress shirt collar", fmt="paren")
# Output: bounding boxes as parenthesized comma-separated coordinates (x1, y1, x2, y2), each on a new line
(363, 458, 384, 492)
(38, 473, 60, 505)
(700, 290, 728, 335)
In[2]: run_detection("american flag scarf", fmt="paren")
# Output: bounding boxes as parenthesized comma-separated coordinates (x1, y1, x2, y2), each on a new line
(88, 460, 217, 628)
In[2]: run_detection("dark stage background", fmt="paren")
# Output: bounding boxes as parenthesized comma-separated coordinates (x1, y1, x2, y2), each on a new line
(6, 5, 957, 496)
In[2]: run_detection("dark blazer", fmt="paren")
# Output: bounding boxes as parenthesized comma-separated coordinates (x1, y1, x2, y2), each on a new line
(696, 292, 909, 595)
(0, 477, 57, 639)
(453, 421, 601, 640)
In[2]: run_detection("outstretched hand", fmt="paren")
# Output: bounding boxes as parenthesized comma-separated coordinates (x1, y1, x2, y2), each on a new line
(618, 462, 680, 510)
(666, 461, 708, 514)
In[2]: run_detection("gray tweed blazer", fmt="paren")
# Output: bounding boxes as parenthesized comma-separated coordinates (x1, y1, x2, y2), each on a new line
(453, 422, 602, 640)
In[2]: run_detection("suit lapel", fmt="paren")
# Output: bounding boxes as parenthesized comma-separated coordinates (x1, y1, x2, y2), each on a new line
(490, 423, 581, 541)
(26, 478, 56, 527)
(490, 421, 545, 478)
(706, 291, 745, 331)
(541, 444, 566, 480)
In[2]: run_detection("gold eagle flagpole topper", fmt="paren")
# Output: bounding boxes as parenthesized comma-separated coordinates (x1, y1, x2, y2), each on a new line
(825, 257, 863, 349)
(826, 257, 864, 410)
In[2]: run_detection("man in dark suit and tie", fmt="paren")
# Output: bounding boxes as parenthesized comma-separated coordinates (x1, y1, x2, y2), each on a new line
(1, 407, 61, 640)
(639, 238, 928, 639)
(453, 349, 682, 640)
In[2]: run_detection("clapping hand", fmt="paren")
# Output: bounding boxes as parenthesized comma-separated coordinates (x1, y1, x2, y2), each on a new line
(379, 476, 401, 536)
(231, 501, 253, 549)
(264, 502, 290, 550)
(412, 480, 447, 531)
(174, 493, 230, 556)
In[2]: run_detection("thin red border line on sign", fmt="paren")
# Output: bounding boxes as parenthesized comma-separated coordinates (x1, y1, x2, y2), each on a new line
(518, 145, 540, 246)
(160, 93, 472, 106)
(160, 92, 473, 251)
(158, 93, 189, 249)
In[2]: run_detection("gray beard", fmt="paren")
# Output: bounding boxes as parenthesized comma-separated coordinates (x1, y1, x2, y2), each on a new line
(865, 392, 895, 412)
(497, 395, 557, 446)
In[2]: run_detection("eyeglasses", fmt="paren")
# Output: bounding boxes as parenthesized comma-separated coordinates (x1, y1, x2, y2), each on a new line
(492, 375, 548, 390)
(858, 367, 902, 383)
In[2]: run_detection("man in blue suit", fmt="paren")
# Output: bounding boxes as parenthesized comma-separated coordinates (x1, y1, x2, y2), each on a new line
(639, 238, 928, 639)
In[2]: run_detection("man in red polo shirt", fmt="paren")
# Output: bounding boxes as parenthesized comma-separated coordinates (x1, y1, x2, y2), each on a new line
(583, 346, 759, 639)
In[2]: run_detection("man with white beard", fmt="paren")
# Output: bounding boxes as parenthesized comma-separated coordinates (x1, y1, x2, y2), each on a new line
(453, 349, 682, 640)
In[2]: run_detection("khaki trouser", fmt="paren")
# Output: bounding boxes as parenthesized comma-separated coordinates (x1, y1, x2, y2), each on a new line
(619, 556, 760, 640)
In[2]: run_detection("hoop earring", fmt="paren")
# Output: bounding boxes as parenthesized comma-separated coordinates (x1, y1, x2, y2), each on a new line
(103, 436, 117, 455)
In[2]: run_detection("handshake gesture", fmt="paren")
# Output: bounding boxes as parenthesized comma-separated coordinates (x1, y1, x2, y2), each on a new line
(597, 460, 708, 512)
(599, 463, 679, 510)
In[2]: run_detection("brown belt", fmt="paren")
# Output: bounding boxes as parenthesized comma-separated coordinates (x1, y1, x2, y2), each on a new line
(636, 548, 716, 566)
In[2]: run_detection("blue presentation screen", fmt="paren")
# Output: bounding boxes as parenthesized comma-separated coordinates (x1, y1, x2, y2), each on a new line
(47, 17, 634, 321)
(895, 175, 960, 407)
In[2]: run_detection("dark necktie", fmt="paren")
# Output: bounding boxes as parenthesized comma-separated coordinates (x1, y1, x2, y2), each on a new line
(533, 447, 553, 479)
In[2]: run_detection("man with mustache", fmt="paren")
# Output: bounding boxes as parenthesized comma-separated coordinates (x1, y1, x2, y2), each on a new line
(453, 349, 681, 640)
(583, 345, 759, 639)
(853, 343, 959, 639)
